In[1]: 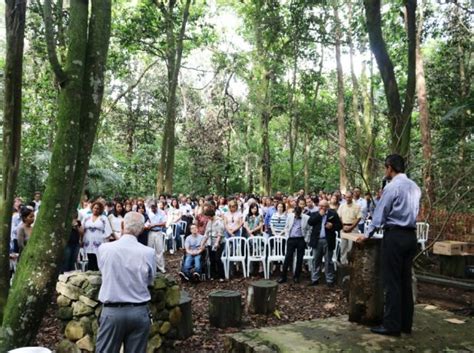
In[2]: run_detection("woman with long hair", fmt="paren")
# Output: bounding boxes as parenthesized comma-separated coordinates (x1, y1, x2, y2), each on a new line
(81, 201, 113, 271)
(108, 201, 125, 240)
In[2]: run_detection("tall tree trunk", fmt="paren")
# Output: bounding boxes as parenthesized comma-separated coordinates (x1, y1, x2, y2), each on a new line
(303, 132, 310, 194)
(348, 1, 362, 146)
(156, 0, 191, 195)
(288, 52, 298, 193)
(261, 110, 272, 196)
(0, 0, 27, 319)
(0, 1, 112, 349)
(364, 0, 417, 159)
(334, 6, 348, 194)
(360, 63, 375, 189)
(455, 6, 468, 168)
(415, 0, 434, 209)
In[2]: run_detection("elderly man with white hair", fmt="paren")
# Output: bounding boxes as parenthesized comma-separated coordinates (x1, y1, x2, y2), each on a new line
(96, 211, 156, 353)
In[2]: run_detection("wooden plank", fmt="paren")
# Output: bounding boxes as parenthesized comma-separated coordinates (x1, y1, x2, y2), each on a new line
(341, 233, 363, 241)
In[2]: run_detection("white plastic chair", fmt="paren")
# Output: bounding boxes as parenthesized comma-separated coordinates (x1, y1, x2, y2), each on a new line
(266, 236, 287, 277)
(247, 236, 268, 278)
(333, 235, 341, 271)
(76, 248, 88, 272)
(178, 220, 187, 250)
(416, 222, 430, 255)
(221, 237, 248, 279)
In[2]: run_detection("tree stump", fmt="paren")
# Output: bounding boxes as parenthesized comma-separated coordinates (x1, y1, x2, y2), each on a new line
(177, 290, 193, 339)
(344, 233, 384, 325)
(209, 290, 241, 328)
(247, 280, 278, 315)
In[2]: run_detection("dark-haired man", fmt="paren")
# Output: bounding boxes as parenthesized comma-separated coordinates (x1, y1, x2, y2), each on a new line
(357, 154, 421, 337)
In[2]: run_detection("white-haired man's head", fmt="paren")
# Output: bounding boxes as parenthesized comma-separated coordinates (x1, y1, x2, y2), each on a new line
(123, 211, 145, 236)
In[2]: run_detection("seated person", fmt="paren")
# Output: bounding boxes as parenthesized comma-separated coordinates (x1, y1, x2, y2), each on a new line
(179, 225, 205, 281)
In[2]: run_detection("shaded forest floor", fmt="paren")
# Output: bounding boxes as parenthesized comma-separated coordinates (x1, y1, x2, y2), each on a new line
(36, 252, 473, 352)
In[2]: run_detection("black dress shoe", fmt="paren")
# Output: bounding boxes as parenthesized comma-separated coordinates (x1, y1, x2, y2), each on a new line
(293, 277, 299, 284)
(277, 277, 287, 284)
(308, 281, 319, 286)
(370, 326, 400, 337)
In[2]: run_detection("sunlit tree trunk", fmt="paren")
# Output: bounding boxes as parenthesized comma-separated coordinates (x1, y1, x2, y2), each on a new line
(334, 5, 348, 194)
(156, 0, 191, 195)
(415, 0, 434, 208)
(0, 0, 27, 319)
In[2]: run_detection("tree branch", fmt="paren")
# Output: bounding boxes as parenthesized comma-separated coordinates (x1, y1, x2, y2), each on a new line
(105, 59, 160, 114)
(401, 0, 416, 120)
(43, 0, 67, 85)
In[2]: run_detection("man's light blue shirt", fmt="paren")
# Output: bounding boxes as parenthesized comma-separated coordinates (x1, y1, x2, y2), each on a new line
(368, 173, 421, 235)
(98, 235, 156, 303)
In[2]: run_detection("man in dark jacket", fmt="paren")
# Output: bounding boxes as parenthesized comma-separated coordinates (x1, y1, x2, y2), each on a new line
(307, 200, 342, 286)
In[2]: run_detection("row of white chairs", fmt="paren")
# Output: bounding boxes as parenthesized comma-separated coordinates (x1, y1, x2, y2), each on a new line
(219, 235, 342, 280)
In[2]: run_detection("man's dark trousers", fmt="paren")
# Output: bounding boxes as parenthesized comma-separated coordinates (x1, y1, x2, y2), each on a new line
(281, 237, 306, 280)
(382, 228, 417, 332)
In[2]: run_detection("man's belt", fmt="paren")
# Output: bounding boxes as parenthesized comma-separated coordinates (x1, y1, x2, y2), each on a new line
(343, 223, 353, 226)
(383, 226, 416, 232)
(103, 301, 149, 307)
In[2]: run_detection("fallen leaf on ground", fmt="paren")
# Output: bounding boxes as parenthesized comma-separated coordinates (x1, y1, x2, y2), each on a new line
(424, 305, 437, 310)
(444, 318, 465, 324)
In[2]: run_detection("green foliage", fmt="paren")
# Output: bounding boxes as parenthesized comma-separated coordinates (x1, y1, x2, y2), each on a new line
(9, 0, 472, 210)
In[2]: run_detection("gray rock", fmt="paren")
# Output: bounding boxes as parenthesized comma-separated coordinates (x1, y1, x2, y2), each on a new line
(72, 300, 95, 317)
(57, 295, 72, 307)
(69, 273, 88, 288)
(58, 307, 73, 321)
(56, 281, 84, 300)
(56, 339, 81, 353)
(79, 295, 99, 308)
(76, 334, 94, 352)
(65, 320, 86, 341)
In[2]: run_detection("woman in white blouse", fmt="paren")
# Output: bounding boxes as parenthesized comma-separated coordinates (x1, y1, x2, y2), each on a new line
(107, 201, 125, 240)
(81, 201, 112, 270)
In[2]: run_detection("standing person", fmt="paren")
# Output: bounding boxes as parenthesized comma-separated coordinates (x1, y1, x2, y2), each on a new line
(263, 197, 276, 236)
(96, 212, 156, 353)
(223, 200, 243, 238)
(62, 211, 83, 272)
(32, 191, 41, 211)
(108, 202, 125, 240)
(81, 202, 113, 271)
(277, 206, 310, 284)
(244, 204, 263, 237)
(17, 207, 35, 254)
(166, 198, 182, 253)
(329, 195, 340, 211)
(195, 203, 210, 236)
(146, 203, 167, 273)
(270, 202, 287, 238)
(203, 206, 225, 281)
(337, 191, 361, 265)
(353, 187, 368, 233)
(357, 154, 421, 337)
(307, 200, 342, 286)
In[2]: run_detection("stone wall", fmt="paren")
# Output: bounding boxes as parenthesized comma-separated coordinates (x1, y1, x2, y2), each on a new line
(55, 271, 191, 353)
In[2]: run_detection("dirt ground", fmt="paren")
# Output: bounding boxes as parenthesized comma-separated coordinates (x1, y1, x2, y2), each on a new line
(35, 252, 473, 352)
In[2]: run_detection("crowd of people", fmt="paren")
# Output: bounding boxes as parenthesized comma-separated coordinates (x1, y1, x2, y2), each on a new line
(9, 154, 422, 349)
(9, 187, 382, 284)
